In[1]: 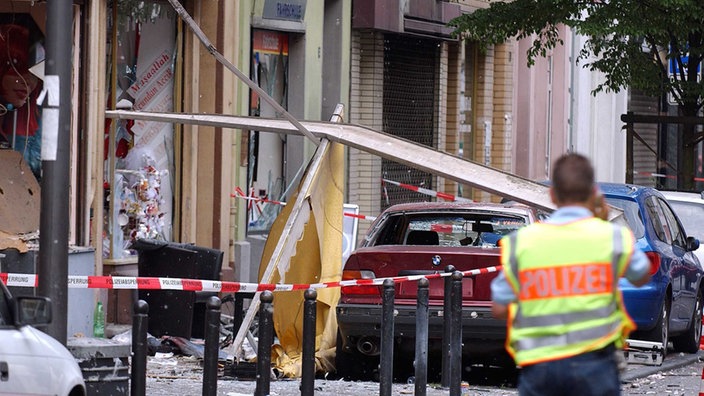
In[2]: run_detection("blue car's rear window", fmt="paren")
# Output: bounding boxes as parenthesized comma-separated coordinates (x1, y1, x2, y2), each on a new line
(605, 197, 645, 239)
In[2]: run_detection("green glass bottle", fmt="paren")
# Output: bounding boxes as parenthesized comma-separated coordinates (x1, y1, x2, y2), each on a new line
(93, 301, 105, 338)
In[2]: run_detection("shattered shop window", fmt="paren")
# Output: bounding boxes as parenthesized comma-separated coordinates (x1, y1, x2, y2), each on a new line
(104, 1, 177, 259)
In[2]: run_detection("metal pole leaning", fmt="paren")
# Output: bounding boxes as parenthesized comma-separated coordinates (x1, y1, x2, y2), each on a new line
(234, 293, 245, 334)
(441, 264, 456, 387)
(380, 279, 395, 396)
(131, 300, 148, 396)
(203, 296, 222, 396)
(255, 291, 274, 396)
(301, 289, 318, 396)
(415, 277, 430, 396)
(449, 271, 464, 396)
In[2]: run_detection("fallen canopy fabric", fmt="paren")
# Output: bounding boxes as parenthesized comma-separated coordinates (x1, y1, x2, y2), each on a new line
(257, 141, 344, 377)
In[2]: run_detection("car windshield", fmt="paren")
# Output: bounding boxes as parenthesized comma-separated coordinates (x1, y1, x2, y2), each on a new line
(604, 197, 645, 239)
(667, 200, 704, 241)
(373, 212, 528, 247)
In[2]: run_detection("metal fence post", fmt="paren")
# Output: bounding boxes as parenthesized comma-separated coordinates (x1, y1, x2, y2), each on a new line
(301, 289, 318, 396)
(203, 296, 222, 396)
(131, 300, 148, 396)
(380, 279, 395, 396)
(442, 264, 456, 387)
(450, 271, 464, 396)
(255, 291, 274, 396)
(415, 277, 429, 396)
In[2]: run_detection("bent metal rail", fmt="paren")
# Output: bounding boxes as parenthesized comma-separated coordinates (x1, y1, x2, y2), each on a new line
(0, 265, 500, 291)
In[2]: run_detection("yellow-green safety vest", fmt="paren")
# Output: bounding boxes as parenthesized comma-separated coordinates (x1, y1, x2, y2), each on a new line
(501, 217, 636, 367)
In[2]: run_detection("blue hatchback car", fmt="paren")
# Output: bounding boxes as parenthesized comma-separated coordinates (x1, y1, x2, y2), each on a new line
(600, 182, 703, 354)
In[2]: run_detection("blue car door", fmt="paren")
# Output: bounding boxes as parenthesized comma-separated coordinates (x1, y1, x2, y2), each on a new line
(658, 198, 697, 330)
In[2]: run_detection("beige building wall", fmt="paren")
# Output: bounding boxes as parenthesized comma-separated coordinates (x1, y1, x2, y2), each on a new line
(461, 42, 516, 202)
(348, 31, 384, 237)
(492, 43, 515, 174)
(443, 42, 463, 199)
(435, 42, 450, 201)
(349, 32, 517, 236)
(471, 45, 495, 202)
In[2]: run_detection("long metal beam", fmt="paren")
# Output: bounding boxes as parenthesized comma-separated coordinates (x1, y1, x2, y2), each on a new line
(106, 110, 557, 211)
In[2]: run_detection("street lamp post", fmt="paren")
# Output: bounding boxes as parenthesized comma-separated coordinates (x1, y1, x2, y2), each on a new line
(38, 0, 73, 343)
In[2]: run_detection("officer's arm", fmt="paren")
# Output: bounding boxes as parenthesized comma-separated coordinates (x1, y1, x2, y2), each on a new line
(629, 270, 651, 287)
(490, 271, 514, 319)
(492, 302, 509, 319)
(625, 248, 651, 287)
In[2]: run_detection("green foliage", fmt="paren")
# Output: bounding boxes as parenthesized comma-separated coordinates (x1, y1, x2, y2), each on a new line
(449, 0, 704, 113)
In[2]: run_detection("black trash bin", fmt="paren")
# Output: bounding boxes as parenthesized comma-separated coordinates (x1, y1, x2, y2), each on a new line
(131, 239, 200, 338)
(130, 239, 224, 339)
(190, 245, 224, 339)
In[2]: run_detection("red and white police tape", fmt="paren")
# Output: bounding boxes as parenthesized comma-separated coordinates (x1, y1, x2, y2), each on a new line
(231, 187, 378, 221)
(0, 266, 501, 292)
(633, 171, 677, 180)
(634, 170, 704, 183)
(381, 178, 473, 203)
(234, 177, 476, 221)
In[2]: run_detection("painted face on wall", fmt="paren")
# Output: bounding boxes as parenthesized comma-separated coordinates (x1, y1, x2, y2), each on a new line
(0, 67, 38, 108)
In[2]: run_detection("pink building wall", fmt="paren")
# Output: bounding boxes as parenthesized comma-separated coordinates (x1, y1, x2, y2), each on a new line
(513, 26, 573, 181)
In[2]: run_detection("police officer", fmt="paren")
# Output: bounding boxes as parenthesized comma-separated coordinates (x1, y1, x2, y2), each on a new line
(491, 153, 651, 396)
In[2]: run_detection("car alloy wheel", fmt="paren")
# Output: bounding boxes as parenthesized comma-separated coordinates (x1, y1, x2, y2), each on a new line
(672, 291, 703, 353)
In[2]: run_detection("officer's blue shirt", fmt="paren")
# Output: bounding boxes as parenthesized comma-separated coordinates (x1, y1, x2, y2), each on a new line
(491, 206, 651, 305)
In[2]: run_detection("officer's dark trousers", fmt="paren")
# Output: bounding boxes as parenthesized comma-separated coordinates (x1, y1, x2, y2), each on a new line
(518, 345, 620, 396)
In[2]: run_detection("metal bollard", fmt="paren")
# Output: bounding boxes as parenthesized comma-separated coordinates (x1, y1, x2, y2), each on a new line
(301, 289, 317, 396)
(203, 296, 222, 396)
(441, 264, 456, 387)
(415, 277, 430, 396)
(380, 278, 395, 396)
(255, 291, 274, 396)
(450, 271, 464, 396)
(131, 300, 149, 396)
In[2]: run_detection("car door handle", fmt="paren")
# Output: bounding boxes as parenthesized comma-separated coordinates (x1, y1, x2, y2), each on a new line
(0, 361, 8, 381)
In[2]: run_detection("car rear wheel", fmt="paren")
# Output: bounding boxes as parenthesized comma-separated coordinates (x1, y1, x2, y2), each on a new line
(641, 298, 670, 357)
(672, 290, 703, 354)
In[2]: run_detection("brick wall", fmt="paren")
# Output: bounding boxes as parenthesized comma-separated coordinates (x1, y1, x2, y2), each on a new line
(443, 41, 463, 199)
(465, 41, 516, 202)
(349, 30, 384, 236)
(491, 42, 514, 175)
(472, 46, 494, 202)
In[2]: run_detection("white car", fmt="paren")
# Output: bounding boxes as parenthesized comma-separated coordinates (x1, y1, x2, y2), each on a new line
(0, 281, 86, 396)
(660, 190, 704, 264)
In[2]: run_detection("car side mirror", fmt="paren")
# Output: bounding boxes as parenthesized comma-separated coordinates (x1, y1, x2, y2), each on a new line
(686, 236, 700, 252)
(15, 296, 52, 326)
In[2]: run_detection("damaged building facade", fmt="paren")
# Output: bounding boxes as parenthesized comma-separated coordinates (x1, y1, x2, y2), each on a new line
(0, 0, 660, 332)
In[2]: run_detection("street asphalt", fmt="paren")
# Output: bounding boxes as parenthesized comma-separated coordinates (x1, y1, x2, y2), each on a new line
(621, 349, 703, 382)
(140, 350, 704, 395)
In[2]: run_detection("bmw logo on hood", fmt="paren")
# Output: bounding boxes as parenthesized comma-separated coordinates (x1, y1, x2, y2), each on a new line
(432, 255, 442, 266)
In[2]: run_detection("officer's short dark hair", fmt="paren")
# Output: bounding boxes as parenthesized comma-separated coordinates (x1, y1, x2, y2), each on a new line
(551, 153, 594, 204)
